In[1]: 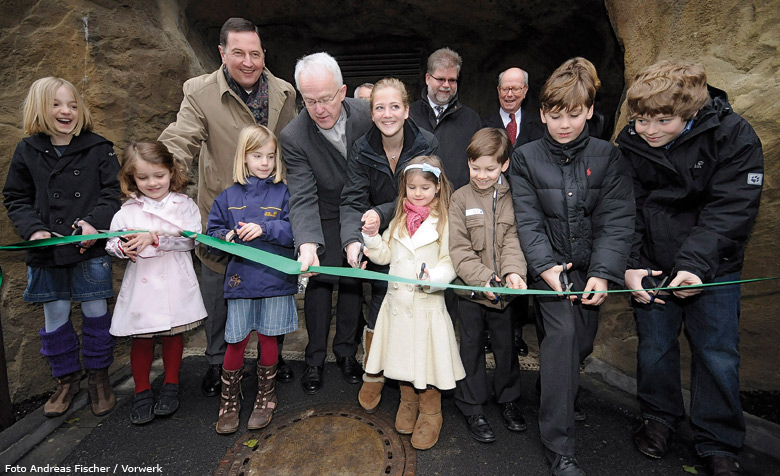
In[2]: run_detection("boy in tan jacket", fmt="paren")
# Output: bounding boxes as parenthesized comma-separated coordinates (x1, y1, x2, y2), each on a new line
(449, 128, 528, 443)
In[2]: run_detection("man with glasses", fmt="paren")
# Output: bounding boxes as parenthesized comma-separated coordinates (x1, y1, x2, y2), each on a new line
(483, 67, 545, 151)
(409, 48, 482, 189)
(159, 17, 297, 398)
(281, 52, 372, 394)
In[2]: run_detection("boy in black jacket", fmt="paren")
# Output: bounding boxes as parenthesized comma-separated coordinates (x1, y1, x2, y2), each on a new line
(617, 61, 763, 476)
(509, 58, 635, 476)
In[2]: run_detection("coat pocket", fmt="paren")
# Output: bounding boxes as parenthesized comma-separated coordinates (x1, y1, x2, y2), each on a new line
(465, 215, 486, 252)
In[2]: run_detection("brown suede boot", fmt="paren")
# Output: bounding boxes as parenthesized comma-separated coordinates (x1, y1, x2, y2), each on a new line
(44, 371, 81, 417)
(216, 367, 243, 434)
(411, 387, 443, 450)
(87, 368, 116, 416)
(358, 328, 384, 413)
(248, 362, 278, 430)
(395, 382, 419, 434)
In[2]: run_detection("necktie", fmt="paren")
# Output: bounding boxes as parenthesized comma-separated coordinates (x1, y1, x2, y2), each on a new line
(435, 105, 445, 118)
(507, 113, 517, 144)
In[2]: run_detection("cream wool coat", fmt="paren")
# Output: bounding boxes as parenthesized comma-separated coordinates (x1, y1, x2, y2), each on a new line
(363, 215, 465, 390)
(106, 193, 207, 336)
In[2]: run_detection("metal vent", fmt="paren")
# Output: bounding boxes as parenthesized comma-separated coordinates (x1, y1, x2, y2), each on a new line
(336, 50, 422, 82)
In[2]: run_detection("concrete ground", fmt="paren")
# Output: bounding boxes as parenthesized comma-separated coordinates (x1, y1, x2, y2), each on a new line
(1, 321, 779, 476)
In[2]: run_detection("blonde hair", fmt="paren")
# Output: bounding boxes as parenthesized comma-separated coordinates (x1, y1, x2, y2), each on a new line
(388, 155, 452, 240)
(119, 141, 189, 198)
(233, 125, 283, 184)
(626, 60, 709, 121)
(540, 57, 599, 113)
(370, 77, 410, 109)
(22, 77, 93, 137)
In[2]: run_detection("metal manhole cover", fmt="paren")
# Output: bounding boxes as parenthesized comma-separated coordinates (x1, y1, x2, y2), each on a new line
(214, 402, 416, 476)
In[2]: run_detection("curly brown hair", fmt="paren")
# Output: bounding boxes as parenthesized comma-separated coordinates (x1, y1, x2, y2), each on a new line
(119, 141, 189, 198)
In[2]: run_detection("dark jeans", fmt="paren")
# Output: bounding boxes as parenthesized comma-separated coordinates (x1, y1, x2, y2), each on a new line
(634, 272, 745, 458)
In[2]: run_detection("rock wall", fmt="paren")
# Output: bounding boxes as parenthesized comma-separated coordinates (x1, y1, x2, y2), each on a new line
(0, 0, 777, 401)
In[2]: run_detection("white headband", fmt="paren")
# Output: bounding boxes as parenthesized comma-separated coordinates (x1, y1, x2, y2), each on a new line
(404, 163, 441, 181)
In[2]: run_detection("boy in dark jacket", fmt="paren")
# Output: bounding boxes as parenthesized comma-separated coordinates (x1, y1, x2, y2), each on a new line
(509, 58, 635, 476)
(449, 128, 528, 443)
(617, 61, 763, 476)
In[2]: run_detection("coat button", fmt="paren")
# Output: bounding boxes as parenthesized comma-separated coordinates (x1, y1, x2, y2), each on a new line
(392, 283, 399, 289)
(567, 192, 573, 197)
(141, 278, 148, 283)
(392, 308, 398, 315)
(74, 170, 80, 175)
(160, 275, 166, 280)
(55, 219, 63, 225)
(74, 192, 81, 198)
(52, 192, 60, 199)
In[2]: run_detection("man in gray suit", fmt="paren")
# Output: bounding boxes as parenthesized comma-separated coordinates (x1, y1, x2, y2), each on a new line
(281, 53, 372, 394)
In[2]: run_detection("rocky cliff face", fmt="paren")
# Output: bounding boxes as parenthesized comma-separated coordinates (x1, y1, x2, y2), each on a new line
(0, 0, 777, 401)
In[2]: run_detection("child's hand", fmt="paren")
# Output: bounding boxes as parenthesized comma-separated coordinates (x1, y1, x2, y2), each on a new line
(29, 230, 52, 240)
(625, 268, 665, 304)
(76, 221, 98, 254)
(361, 210, 380, 237)
(581, 277, 608, 306)
(668, 270, 703, 299)
(236, 221, 262, 241)
(540, 263, 571, 297)
(505, 273, 527, 290)
(123, 231, 158, 257)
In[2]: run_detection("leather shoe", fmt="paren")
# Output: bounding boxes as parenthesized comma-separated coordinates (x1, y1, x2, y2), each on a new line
(301, 365, 323, 394)
(705, 455, 742, 476)
(276, 355, 294, 383)
(483, 330, 493, 354)
(633, 418, 673, 459)
(501, 402, 527, 431)
(514, 334, 529, 356)
(337, 356, 362, 384)
(200, 363, 222, 397)
(546, 451, 585, 476)
(466, 414, 495, 443)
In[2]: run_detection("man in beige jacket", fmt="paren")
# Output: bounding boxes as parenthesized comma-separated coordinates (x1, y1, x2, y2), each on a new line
(159, 17, 296, 397)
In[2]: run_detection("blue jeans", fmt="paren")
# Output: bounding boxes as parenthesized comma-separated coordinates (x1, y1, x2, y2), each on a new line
(633, 272, 745, 457)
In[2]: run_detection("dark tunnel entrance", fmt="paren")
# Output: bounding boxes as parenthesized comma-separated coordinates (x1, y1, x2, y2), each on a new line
(181, 0, 624, 137)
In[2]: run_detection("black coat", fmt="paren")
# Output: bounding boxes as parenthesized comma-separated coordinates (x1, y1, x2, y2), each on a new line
(409, 90, 482, 189)
(340, 119, 438, 249)
(509, 128, 635, 284)
(281, 98, 372, 278)
(482, 106, 545, 151)
(3, 132, 121, 267)
(615, 87, 763, 282)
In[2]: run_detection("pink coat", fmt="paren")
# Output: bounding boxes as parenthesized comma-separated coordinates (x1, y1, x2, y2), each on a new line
(106, 193, 207, 337)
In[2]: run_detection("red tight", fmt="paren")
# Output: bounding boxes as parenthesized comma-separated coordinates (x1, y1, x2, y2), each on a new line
(130, 335, 184, 393)
(223, 333, 278, 371)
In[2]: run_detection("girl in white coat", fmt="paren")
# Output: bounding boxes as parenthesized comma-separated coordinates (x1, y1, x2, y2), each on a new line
(363, 155, 465, 450)
(106, 141, 206, 425)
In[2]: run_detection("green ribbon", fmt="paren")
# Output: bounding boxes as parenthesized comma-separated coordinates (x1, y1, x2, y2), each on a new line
(1, 230, 777, 296)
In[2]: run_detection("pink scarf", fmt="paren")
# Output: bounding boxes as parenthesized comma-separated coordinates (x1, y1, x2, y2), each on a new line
(404, 200, 430, 236)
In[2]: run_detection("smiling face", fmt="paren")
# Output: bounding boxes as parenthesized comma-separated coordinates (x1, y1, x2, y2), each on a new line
(634, 114, 688, 147)
(49, 85, 78, 144)
(245, 140, 277, 179)
(133, 159, 172, 201)
(405, 173, 439, 208)
(469, 155, 509, 190)
(498, 68, 528, 115)
(425, 66, 459, 106)
(219, 30, 265, 90)
(541, 104, 593, 144)
(371, 86, 409, 139)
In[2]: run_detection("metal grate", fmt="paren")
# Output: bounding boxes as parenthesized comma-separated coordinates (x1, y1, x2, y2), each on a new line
(336, 51, 422, 82)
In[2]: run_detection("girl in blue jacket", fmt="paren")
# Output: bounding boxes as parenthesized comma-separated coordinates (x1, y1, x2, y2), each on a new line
(3, 77, 121, 418)
(207, 125, 297, 434)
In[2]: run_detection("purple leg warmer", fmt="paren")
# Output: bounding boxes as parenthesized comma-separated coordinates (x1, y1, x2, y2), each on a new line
(39, 320, 81, 378)
(81, 312, 115, 370)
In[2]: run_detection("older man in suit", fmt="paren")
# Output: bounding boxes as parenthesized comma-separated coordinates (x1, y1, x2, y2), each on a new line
(482, 67, 545, 150)
(281, 52, 372, 394)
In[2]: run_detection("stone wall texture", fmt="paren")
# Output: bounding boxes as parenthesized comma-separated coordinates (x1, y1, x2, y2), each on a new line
(0, 0, 778, 401)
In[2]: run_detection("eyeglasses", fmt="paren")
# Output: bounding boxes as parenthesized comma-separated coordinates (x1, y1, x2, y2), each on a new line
(302, 90, 341, 108)
(499, 85, 527, 94)
(429, 75, 458, 85)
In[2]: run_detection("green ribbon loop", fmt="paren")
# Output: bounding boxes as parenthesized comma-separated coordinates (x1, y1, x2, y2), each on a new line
(1, 230, 777, 296)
